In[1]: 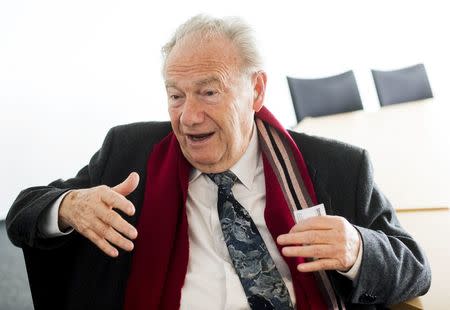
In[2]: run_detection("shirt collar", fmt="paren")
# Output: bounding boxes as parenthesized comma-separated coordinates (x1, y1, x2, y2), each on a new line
(189, 168, 203, 183)
(189, 123, 260, 190)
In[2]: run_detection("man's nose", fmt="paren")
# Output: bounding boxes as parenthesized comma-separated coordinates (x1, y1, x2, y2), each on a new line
(180, 96, 204, 126)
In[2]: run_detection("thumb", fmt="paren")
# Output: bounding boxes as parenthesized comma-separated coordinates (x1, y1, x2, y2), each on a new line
(112, 172, 140, 196)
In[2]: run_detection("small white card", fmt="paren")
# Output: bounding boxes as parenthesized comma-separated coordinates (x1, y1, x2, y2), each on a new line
(294, 203, 326, 223)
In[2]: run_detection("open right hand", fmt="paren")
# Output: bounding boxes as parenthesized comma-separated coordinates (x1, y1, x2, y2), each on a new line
(58, 172, 139, 257)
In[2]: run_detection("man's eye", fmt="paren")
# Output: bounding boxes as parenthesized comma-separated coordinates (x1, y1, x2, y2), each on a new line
(170, 95, 181, 100)
(204, 90, 217, 96)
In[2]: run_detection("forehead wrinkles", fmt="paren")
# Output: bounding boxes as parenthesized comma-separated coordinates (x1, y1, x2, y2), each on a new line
(164, 34, 242, 87)
(165, 60, 237, 88)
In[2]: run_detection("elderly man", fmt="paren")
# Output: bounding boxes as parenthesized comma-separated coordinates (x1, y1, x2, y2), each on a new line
(7, 15, 430, 310)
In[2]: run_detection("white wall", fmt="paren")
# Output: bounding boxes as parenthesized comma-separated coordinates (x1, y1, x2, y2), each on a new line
(1, 0, 449, 219)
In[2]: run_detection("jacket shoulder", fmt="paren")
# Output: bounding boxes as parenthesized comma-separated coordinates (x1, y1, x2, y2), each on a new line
(289, 130, 365, 166)
(288, 130, 369, 190)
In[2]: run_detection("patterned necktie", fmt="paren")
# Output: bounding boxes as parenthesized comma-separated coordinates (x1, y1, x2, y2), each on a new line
(208, 171, 294, 310)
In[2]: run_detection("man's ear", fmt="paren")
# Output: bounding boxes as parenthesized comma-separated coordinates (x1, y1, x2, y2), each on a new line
(252, 71, 267, 112)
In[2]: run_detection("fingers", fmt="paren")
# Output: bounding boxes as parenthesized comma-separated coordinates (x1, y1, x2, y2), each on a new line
(84, 229, 119, 258)
(103, 172, 139, 216)
(78, 210, 136, 257)
(281, 244, 337, 259)
(112, 172, 140, 197)
(91, 218, 134, 251)
(297, 259, 339, 272)
(281, 242, 353, 272)
(277, 229, 338, 246)
(95, 206, 138, 240)
(289, 215, 344, 233)
(282, 242, 356, 272)
(101, 188, 136, 217)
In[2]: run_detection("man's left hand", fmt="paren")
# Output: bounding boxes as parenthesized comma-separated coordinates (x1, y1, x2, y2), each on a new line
(277, 215, 361, 272)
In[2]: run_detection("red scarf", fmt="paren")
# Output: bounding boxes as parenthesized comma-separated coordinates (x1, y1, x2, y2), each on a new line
(124, 107, 340, 309)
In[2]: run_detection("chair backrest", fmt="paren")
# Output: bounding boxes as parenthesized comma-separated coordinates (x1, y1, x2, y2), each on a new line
(287, 70, 363, 122)
(0, 220, 34, 310)
(371, 63, 433, 106)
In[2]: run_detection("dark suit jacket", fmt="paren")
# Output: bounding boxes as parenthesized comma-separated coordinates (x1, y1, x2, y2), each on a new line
(6, 121, 431, 310)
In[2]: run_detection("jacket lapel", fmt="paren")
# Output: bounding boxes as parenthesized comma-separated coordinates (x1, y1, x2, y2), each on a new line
(306, 163, 334, 215)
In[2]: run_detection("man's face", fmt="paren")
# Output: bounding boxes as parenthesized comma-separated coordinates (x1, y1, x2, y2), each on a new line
(164, 34, 263, 173)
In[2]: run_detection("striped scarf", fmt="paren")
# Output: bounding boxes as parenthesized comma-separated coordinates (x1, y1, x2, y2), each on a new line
(124, 107, 344, 310)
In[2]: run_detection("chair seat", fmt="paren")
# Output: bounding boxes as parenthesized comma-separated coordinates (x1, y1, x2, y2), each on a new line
(287, 70, 363, 122)
(371, 63, 433, 106)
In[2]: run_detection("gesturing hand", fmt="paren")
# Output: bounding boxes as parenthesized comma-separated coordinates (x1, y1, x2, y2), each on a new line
(58, 172, 140, 257)
(277, 215, 361, 272)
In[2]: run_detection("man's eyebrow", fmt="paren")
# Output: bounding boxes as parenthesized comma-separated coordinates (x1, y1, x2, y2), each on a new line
(165, 80, 177, 89)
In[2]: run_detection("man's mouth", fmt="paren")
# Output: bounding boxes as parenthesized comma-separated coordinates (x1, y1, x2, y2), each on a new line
(187, 132, 215, 142)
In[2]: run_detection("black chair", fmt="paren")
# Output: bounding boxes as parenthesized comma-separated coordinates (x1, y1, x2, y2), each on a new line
(371, 63, 433, 106)
(0, 220, 34, 310)
(287, 70, 363, 122)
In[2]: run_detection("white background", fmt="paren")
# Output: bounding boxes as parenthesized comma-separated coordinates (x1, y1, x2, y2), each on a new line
(1, 0, 449, 219)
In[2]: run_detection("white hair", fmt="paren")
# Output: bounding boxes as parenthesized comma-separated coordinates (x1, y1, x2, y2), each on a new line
(161, 14, 263, 75)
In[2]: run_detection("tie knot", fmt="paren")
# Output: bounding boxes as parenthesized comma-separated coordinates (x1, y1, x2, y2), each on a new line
(207, 171, 238, 193)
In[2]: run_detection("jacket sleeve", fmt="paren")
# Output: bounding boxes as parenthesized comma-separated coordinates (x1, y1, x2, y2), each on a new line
(349, 149, 431, 305)
(5, 127, 116, 249)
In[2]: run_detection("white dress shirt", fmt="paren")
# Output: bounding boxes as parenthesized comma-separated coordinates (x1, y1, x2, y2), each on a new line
(40, 124, 362, 309)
